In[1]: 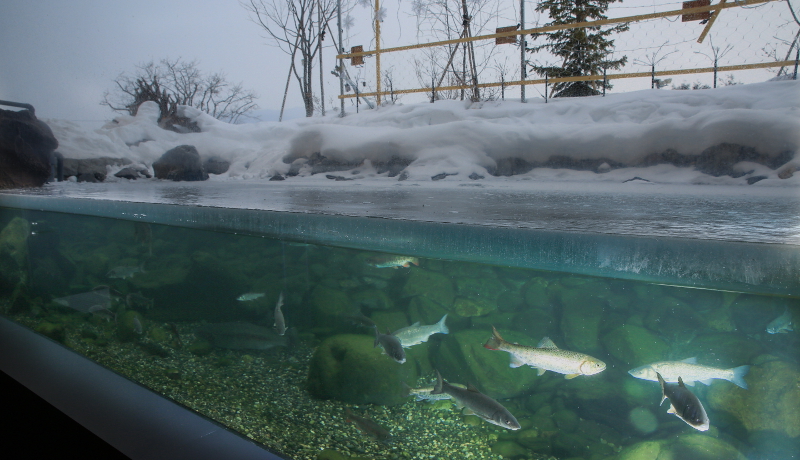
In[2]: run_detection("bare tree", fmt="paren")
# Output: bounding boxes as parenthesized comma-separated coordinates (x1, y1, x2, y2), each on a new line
(102, 58, 258, 124)
(243, 0, 338, 117)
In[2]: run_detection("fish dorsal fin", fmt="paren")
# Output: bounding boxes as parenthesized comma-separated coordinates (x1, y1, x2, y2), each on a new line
(537, 337, 558, 349)
(410, 322, 420, 327)
(667, 405, 676, 415)
(681, 357, 697, 364)
(466, 383, 480, 393)
(678, 376, 686, 388)
(386, 327, 392, 335)
(537, 368, 547, 376)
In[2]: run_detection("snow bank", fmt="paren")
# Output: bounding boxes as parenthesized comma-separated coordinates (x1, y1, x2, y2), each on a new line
(45, 80, 800, 187)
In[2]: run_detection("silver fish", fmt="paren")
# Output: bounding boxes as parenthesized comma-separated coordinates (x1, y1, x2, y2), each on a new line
(196, 322, 287, 350)
(403, 381, 466, 401)
(658, 372, 710, 431)
(393, 314, 449, 348)
(365, 254, 419, 269)
(237, 292, 265, 301)
(766, 308, 794, 334)
(132, 316, 143, 335)
(107, 263, 145, 279)
(484, 326, 606, 378)
(53, 288, 111, 313)
(273, 292, 286, 336)
(345, 408, 390, 441)
(628, 357, 749, 389)
(432, 371, 520, 430)
(373, 326, 406, 364)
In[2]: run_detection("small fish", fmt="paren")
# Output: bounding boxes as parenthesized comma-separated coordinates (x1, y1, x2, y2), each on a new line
(345, 408, 390, 441)
(132, 316, 143, 335)
(107, 263, 146, 279)
(342, 313, 377, 329)
(483, 326, 606, 378)
(237, 292, 265, 301)
(393, 314, 449, 348)
(373, 326, 406, 364)
(766, 308, 794, 334)
(432, 370, 520, 430)
(273, 292, 286, 336)
(628, 357, 749, 389)
(403, 381, 466, 401)
(365, 254, 419, 269)
(126, 292, 153, 310)
(657, 372, 710, 431)
(87, 304, 116, 322)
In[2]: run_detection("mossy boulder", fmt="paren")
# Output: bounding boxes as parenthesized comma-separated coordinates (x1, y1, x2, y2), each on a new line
(523, 277, 551, 309)
(307, 334, 418, 406)
(708, 359, 800, 438)
(402, 268, 454, 308)
(117, 310, 145, 342)
(0, 217, 30, 288)
(602, 324, 669, 367)
(453, 296, 497, 317)
(351, 289, 394, 311)
(614, 435, 745, 460)
(310, 286, 358, 326)
(433, 329, 539, 399)
(491, 440, 527, 458)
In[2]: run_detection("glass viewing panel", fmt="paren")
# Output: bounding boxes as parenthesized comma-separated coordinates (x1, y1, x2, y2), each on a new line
(0, 208, 798, 460)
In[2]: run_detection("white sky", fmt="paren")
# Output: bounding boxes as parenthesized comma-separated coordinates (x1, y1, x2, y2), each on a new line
(0, 0, 796, 123)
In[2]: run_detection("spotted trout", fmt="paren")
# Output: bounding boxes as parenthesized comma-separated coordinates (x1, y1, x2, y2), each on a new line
(483, 326, 606, 379)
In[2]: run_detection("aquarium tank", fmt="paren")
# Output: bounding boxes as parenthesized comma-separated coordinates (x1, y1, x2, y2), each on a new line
(0, 180, 798, 460)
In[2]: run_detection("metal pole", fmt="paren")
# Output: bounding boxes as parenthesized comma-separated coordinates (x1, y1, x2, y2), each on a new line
(337, 0, 345, 117)
(375, 0, 382, 107)
(651, 64, 655, 89)
(319, 1, 325, 116)
(431, 75, 435, 103)
(794, 47, 799, 80)
(603, 66, 606, 96)
(520, 0, 526, 103)
(545, 73, 548, 103)
(713, 57, 718, 88)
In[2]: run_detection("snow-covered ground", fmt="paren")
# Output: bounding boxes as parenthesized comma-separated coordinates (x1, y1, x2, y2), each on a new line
(46, 79, 800, 188)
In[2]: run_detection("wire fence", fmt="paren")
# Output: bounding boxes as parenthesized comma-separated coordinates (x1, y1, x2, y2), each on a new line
(329, 0, 799, 113)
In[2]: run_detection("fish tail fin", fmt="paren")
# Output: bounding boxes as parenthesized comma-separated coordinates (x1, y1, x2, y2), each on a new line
(483, 325, 504, 350)
(656, 372, 667, 405)
(438, 314, 449, 334)
(432, 370, 444, 395)
(401, 382, 412, 397)
(729, 365, 750, 389)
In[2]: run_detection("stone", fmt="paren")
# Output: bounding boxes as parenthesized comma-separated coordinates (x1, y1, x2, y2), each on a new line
(0, 107, 58, 189)
(63, 157, 131, 182)
(491, 440, 527, 458)
(708, 359, 800, 438)
(351, 288, 394, 311)
(433, 329, 540, 399)
(523, 277, 551, 309)
(310, 286, 359, 327)
(203, 157, 230, 175)
(601, 324, 669, 367)
(153, 145, 208, 181)
(402, 268, 454, 309)
(117, 310, 145, 342)
(307, 334, 418, 406)
(552, 409, 579, 432)
(559, 289, 605, 353)
(453, 296, 497, 317)
(114, 166, 151, 180)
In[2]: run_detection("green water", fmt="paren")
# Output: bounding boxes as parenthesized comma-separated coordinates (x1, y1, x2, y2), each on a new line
(1, 209, 798, 460)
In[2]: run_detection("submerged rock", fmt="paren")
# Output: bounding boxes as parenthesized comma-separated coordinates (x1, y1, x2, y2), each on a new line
(401, 268, 454, 309)
(615, 435, 745, 460)
(708, 359, 800, 438)
(307, 334, 418, 406)
(602, 324, 669, 367)
(0, 217, 30, 289)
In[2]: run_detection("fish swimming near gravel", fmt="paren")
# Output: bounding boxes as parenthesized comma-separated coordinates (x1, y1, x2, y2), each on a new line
(195, 322, 287, 350)
(373, 326, 406, 364)
(365, 254, 419, 269)
(432, 370, 520, 430)
(628, 357, 749, 389)
(53, 287, 111, 313)
(483, 326, 606, 378)
(345, 408, 391, 441)
(393, 314, 449, 348)
(107, 263, 146, 279)
(766, 308, 794, 334)
(273, 292, 286, 336)
(403, 381, 467, 401)
(237, 292, 265, 301)
(657, 372, 710, 431)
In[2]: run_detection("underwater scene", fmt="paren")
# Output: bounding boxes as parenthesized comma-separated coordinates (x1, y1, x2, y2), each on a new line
(0, 209, 798, 460)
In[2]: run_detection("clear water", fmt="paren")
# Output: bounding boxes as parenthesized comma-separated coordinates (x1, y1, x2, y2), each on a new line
(1, 208, 798, 460)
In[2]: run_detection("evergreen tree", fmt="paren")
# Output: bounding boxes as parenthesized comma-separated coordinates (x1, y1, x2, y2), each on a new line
(528, 0, 629, 98)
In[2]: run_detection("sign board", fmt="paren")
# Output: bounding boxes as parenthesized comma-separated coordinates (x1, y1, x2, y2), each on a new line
(351, 46, 364, 66)
(682, 0, 711, 22)
(495, 26, 519, 45)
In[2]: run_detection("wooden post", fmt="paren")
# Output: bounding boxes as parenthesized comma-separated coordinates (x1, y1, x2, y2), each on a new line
(375, 0, 382, 106)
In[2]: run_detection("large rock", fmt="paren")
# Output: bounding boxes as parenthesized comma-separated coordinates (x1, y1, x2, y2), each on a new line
(708, 359, 800, 438)
(153, 145, 208, 181)
(401, 267, 454, 309)
(602, 324, 669, 367)
(615, 435, 745, 460)
(0, 107, 58, 188)
(307, 334, 418, 406)
(63, 157, 131, 182)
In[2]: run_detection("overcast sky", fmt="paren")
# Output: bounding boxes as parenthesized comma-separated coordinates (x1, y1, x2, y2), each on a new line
(1, 0, 796, 123)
